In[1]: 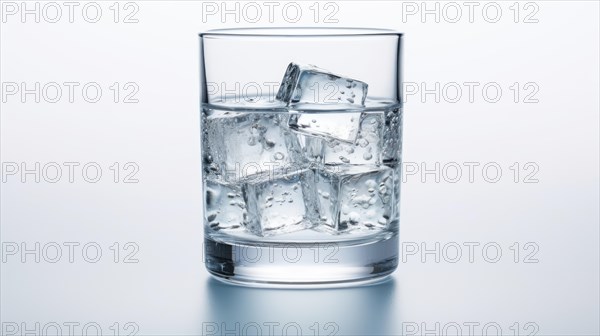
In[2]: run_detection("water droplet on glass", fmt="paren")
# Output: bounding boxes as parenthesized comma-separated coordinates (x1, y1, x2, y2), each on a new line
(264, 139, 275, 149)
(357, 138, 369, 148)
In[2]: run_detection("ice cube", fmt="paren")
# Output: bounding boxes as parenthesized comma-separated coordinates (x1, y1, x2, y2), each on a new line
(315, 166, 394, 232)
(202, 111, 304, 182)
(289, 112, 362, 143)
(276, 63, 368, 142)
(276, 63, 368, 107)
(243, 169, 319, 237)
(205, 180, 246, 232)
(320, 112, 384, 166)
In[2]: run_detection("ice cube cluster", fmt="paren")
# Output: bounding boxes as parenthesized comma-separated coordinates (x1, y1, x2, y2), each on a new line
(203, 63, 398, 237)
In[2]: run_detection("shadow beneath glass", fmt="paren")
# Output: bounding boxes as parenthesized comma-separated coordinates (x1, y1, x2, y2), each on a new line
(204, 276, 397, 335)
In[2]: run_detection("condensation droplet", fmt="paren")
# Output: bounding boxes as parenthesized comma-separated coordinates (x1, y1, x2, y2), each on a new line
(357, 138, 369, 148)
(339, 156, 350, 164)
(264, 139, 276, 149)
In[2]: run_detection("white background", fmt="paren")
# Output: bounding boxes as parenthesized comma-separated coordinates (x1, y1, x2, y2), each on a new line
(1, 1, 599, 335)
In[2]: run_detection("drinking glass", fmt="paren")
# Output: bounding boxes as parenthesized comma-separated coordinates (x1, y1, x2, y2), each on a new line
(200, 28, 403, 286)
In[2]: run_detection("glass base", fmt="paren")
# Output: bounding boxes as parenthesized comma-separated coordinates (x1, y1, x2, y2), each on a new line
(204, 234, 398, 288)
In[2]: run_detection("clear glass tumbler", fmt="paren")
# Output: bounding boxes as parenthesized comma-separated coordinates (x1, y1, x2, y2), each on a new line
(200, 28, 403, 286)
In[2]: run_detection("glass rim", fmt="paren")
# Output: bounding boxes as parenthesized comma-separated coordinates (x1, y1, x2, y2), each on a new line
(199, 27, 402, 38)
